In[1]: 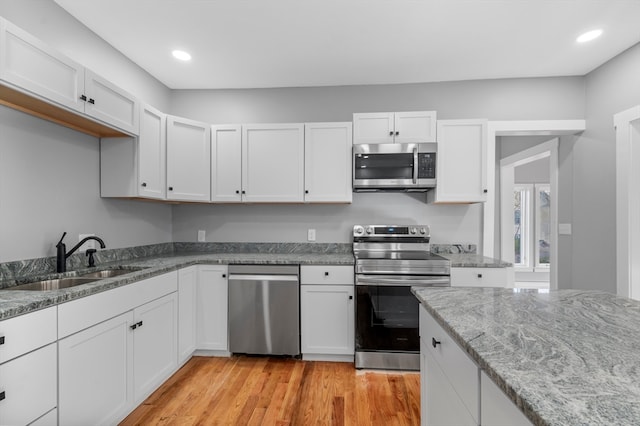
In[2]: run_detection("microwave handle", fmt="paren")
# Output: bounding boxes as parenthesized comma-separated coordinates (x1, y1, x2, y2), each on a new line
(413, 147, 418, 184)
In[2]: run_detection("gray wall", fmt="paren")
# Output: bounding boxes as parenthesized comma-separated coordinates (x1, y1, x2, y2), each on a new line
(570, 42, 640, 292)
(0, 1, 173, 262)
(171, 78, 585, 247)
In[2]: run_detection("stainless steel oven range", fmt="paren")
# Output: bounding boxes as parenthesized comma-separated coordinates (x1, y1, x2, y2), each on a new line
(353, 224, 450, 370)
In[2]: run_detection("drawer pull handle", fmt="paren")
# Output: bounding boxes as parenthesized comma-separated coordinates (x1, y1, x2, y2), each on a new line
(324, 272, 329, 276)
(432, 337, 441, 348)
(130, 323, 137, 330)
(137, 321, 143, 328)
(0, 336, 4, 345)
(0, 391, 5, 401)
(349, 295, 353, 300)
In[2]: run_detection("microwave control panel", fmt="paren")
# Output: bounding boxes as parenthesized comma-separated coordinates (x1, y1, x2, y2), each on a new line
(418, 153, 436, 178)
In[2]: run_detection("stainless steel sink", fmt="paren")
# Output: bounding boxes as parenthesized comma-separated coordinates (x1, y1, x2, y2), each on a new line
(7, 277, 100, 291)
(78, 268, 141, 279)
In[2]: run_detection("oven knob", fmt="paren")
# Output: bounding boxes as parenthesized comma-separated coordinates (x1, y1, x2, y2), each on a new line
(366, 227, 374, 235)
(410, 227, 417, 234)
(354, 225, 364, 235)
(420, 227, 427, 234)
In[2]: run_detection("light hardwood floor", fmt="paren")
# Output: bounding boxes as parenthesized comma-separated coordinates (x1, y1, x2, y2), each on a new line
(120, 356, 420, 426)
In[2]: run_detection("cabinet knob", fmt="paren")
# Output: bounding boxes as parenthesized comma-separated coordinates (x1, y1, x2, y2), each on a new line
(395, 131, 399, 136)
(235, 190, 240, 194)
(389, 131, 394, 136)
(0, 336, 4, 345)
(0, 391, 5, 401)
(324, 271, 329, 276)
(483, 189, 488, 193)
(242, 190, 246, 194)
(141, 182, 147, 187)
(305, 190, 309, 194)
(477, 274, 483, 278)
(222, 274, 226, 278)
(349, 295, 353, 300)
(79, 94, 87, 102)
(168, 187, 174, 191)
(88, 98, 95, 105)
(432, 337, 441, 348)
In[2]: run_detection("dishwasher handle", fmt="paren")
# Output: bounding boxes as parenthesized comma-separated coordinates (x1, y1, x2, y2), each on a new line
(228, 274, 299, 282)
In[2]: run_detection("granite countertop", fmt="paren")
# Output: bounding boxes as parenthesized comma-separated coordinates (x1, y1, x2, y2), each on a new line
(441, 253, 512, 268)
(412, 287, 640, 426)
(0, 249, 355, 321)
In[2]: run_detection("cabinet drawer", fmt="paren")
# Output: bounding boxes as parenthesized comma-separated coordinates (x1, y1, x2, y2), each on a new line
(420, 306, 479, 423)
(0, 343, 57, 426)
(0, 307, 57, 364)
(58, 271, 178, 338)
(300, 265, 354, 285)
(451, 267, 513, 288)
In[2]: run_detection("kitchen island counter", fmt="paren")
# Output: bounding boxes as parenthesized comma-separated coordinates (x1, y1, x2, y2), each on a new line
(413, 287, 640, 426)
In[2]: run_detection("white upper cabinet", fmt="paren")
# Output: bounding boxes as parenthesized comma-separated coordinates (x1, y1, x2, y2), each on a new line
(242, 123, 305, 203)
(0, 18, 139, 135)
(83, 69, 139, 135)
(100, 103, 166, 200)
(0, 17, 84, 112)
(166, 115, 211, 202)
(353, 111, 436, 144)
(428, 119, 488, 204)
(304, 122, 353, 203)
(211, 125, 243, 202)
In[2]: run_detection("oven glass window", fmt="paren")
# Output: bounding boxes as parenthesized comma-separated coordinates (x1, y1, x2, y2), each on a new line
(354, 153, 413, 180)
(355, 285, 419, 352)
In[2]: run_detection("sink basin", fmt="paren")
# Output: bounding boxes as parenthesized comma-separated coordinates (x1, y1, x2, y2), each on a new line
(8, 277, 100, 291)
(78, 268, 142, 279)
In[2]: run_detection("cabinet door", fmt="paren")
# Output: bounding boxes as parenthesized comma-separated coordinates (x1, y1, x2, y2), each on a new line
(304, 122, 353, 203)
(0, 343, 57, 426)
(242, 124, 304, 202)
(0, 18, 84, 112)
(178, 266, 197, 365)
(481, 371, 532, 426)
(300, 285, 354, 355)
(197, 265, 228, 351)
(84, 69, 139, 134)
(133, 292, 178, 404)
(138, 103, 166, 199)
(352, 112, 395, 144)
(394, 111, 437, 143)
(166, 115, 211, 202)
(432, 119, 488, 203)
(211, 125, 242, 202)
(420, 338, 477, 426)
(59, 311, 134, 426)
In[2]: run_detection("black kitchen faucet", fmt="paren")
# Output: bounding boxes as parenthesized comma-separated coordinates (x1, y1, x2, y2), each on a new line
(56, 232, 106, 273)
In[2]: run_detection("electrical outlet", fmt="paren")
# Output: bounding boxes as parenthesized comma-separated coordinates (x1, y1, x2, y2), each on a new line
(78, 233, 95, 250)
(307, 229, 316, 242)
(198, 230, 206, 242)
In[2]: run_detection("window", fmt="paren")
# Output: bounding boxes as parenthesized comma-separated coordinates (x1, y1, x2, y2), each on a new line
(514, 184, 550, 271)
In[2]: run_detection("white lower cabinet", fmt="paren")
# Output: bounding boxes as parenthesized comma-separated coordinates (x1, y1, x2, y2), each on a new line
(0, 343, 57, 426)
(420, 305, 531, 426)
(196, 265, 229, 352)
(178, 266, 198, 364)
(29, 408, 57, 426)
(300, 265, 354, 361)
(59, 311, 133, 426)
(481, 371, 532, 426)
(451, 267, 514, 288)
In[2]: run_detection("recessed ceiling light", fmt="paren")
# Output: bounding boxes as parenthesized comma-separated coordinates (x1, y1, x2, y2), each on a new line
(576, 29, 603, 43)
(172, 50, 192, 61)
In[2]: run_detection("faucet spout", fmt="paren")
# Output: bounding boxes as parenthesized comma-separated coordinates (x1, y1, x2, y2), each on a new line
(56, 233, 106, 273)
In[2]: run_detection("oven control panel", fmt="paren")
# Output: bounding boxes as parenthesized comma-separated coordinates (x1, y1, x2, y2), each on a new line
(353, 224, 430, 238)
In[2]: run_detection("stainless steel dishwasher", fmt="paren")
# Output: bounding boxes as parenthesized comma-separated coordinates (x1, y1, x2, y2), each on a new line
(228, 265, 300, 356)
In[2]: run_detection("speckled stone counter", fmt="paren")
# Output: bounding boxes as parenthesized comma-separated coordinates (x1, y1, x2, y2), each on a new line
(412, 287, 640, 426)
(0, 243, 354, 321)
(441, 253, 512, 268)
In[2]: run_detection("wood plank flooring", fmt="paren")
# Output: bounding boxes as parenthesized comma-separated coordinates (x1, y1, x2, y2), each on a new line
(120, 356, 420, 426)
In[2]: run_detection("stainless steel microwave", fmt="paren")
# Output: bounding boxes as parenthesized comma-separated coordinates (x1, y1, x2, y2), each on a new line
(353, 143, 436, 192)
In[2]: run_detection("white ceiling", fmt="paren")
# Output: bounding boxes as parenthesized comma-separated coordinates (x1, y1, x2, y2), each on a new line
(53, 0, 640, 90)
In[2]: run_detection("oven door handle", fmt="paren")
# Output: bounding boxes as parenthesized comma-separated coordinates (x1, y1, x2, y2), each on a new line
(356, 275, 450, 287)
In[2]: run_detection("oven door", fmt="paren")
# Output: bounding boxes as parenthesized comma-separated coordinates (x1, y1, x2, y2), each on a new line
(355, 274, 450, 353)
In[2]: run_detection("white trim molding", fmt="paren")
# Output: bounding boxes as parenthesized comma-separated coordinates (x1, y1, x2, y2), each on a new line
(615, 106, 640, 300)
